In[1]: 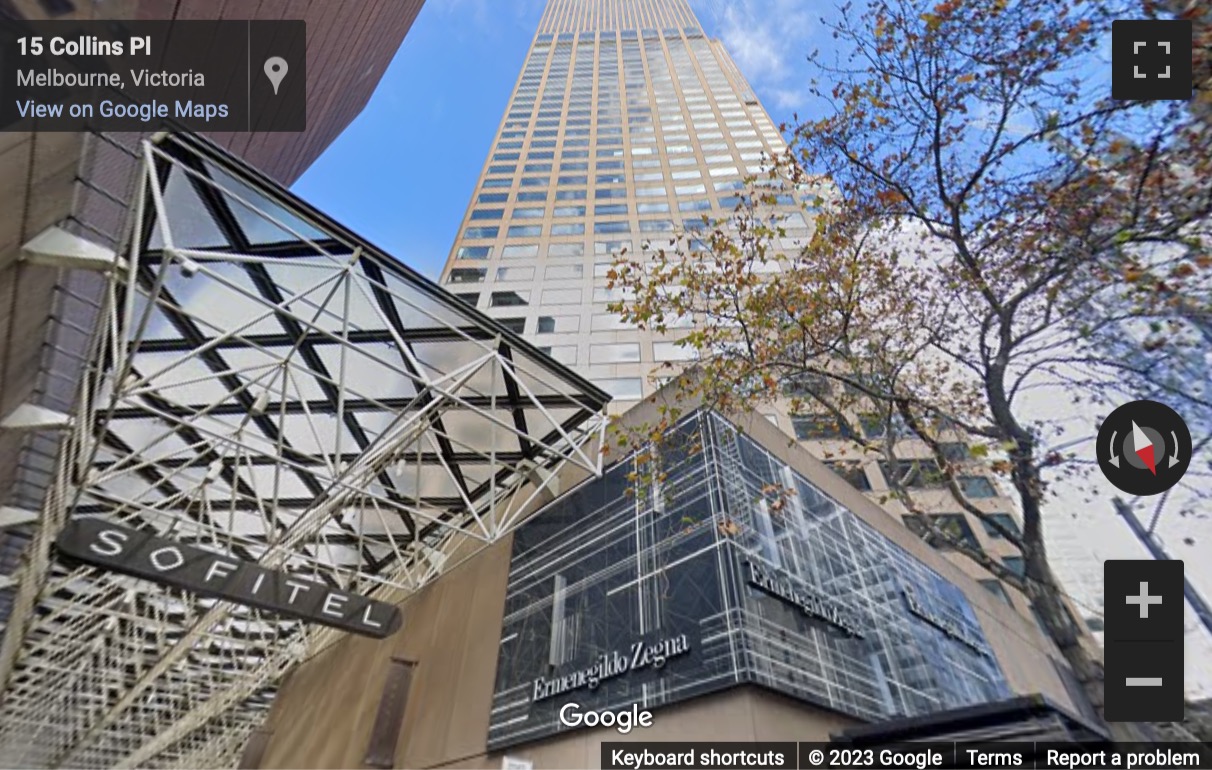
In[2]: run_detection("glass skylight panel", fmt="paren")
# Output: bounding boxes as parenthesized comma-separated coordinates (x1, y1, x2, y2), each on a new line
(313, 345, 418, 401)
(173, 263, 283, 338)
(203, 162, 330, 245)
(149, 173, 230, 250)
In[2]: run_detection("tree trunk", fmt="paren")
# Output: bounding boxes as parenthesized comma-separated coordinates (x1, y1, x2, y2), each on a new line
(981, 349, 1152, 742)
(1013, 455, 1157, 743)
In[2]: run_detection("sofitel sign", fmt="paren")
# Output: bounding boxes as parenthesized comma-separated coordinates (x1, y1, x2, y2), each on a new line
(55, 519, 403, 639)
(743, 559, 865, 639)
(531, 634, 691, 702)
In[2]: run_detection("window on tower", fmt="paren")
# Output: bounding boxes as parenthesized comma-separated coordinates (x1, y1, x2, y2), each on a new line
(490, 291, 530, 308)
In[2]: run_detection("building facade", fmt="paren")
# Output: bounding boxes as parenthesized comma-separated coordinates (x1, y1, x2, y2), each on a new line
(435, 0, 1072, 643)
(0, 1, 1114, 767)
(254, 401, 1095, 768)
(248, 1, 1101, 767)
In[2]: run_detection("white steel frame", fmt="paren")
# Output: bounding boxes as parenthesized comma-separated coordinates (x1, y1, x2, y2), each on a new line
(0, 135, 609, 769)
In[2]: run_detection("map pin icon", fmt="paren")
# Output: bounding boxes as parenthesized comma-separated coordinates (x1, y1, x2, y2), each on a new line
(264, 57, 288, 95)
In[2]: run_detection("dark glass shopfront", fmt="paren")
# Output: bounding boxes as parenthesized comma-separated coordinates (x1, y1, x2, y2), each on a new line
(488, 412, 1011, 749)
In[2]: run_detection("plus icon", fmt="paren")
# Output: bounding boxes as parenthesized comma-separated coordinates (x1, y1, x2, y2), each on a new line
(1104, 560, 1185, 722)
(1112, 20, 1192, 101)
(1126, 581, 1163, 618)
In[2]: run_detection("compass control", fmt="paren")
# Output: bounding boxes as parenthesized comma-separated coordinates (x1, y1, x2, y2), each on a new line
(1097, 400, 1191, 496)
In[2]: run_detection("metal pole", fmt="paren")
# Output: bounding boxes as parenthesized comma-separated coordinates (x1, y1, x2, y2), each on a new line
(1114, 497, 1212, 637)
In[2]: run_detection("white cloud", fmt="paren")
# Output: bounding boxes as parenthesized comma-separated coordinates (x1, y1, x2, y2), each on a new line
(435, 0, 546, 40)
(770, 87, 813, 113)
(692, 0, 818, 115)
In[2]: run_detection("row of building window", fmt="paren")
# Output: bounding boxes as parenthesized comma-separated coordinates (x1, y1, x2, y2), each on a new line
(447, 286, 649, 307)
(469, 180, 755, 217)
(534, 28, 703, 46)
(455, 264, 680, 283)
(455, 241, 652, 261)
(503, 105, 761, 123)
(488, 130, 773, 153)
(492, 132, 780, 149)
(463, 219, 718, 240)
(487, 153, 765, 173)
(468, 191, 797, 216)
(472, 201, 699, 219)
(484, 166, 749, 184)
(820, 460, 998, 499)
(507, 95, 764, 114)
(790, 414, 968, 457)
(901, 512, 1022, 552)
(505, 100, 758, 119)
(502, 111, 763, 132)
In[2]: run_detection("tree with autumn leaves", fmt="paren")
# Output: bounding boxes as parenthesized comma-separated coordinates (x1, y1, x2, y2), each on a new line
(607, 0, 1211, 739)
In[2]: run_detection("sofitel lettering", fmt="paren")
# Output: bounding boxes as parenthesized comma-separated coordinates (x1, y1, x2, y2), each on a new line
(55, 519, 402, 639)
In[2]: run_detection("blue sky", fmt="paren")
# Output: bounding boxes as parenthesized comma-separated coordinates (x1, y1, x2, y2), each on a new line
(292, 0, 823, 279)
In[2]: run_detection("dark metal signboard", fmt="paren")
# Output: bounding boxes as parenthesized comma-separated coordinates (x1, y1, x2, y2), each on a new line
(55, 519, 402, 639)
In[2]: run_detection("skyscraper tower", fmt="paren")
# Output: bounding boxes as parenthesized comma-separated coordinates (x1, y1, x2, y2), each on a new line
(437, 0, 1063, 628)
(440, 0, 805, 407)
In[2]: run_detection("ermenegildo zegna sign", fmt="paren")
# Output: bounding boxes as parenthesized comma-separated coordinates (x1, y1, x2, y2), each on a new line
(742, 559, 865, 639)
(902, 585, 991, 657)
(55, 519, 402, 638)
(532, 634, 691, 702)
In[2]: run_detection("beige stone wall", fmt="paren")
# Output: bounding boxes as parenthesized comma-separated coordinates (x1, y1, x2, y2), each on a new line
(260, 539, 515, 769)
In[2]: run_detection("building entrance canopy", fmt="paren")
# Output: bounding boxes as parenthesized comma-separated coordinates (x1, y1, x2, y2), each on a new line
(0, 133, 609, 769)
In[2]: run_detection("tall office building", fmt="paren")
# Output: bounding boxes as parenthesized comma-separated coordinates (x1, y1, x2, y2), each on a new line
(436, 0, 1065, 632)
(441, 0, 796, 408)
(242, 2, 1110, 767)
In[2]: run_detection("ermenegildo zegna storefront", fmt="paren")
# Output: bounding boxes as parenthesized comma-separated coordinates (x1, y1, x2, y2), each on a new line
(486, 411, 1011, 749)
(254, 408, 1089, 769)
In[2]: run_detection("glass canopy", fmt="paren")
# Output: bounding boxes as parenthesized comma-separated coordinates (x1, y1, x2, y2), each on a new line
(0, 133, 609, 769)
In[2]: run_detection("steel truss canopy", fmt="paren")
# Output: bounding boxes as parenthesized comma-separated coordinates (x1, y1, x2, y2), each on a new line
(0, 133, 609, 769)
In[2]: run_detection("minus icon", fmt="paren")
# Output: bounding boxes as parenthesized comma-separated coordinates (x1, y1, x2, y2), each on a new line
(1126, 677, 1164, 686)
